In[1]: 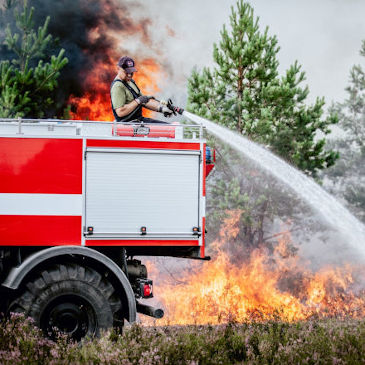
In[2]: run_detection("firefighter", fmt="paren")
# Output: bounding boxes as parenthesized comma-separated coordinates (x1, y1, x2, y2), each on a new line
(110, 56, 172, 123)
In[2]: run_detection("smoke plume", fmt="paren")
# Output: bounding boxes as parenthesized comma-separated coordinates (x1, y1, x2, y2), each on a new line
(1, 0, 173, 117)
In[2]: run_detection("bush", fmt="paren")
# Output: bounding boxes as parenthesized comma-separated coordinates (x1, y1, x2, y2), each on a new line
(0, 314, 365, 364)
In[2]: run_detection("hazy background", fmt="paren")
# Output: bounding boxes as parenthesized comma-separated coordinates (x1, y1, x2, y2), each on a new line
(127, 0, 365, 106)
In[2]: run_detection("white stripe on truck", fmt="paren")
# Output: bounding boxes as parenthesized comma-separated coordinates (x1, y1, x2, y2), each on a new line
(0, 193, 83, 215)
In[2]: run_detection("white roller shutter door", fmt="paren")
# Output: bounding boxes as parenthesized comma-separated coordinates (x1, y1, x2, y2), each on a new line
(85, 149, 200, 237)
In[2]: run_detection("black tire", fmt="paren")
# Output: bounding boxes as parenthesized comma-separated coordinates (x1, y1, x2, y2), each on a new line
(9, 263, 122, 341)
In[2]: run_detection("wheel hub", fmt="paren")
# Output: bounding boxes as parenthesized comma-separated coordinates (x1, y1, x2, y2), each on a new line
(41, 295, 96, 340)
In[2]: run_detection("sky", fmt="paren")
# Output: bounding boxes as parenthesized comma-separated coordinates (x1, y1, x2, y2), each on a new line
(136, 0, 365, 106)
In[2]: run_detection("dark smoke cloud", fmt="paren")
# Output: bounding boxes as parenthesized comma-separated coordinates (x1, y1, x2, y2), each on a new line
(30, 0, 137, 100)
(0, 0, 160, 114)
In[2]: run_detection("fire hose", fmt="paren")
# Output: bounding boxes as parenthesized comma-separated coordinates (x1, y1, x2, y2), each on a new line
(164, 98, 184, 116)
(144, 96, 184, 117)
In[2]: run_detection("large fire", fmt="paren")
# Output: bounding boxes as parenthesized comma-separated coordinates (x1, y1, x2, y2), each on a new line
(64, 0, 166, 121)
(61, 0, 365, 325)
(146, 210, 365, 325)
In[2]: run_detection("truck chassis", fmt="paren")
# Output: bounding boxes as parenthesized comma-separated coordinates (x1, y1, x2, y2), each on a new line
(0, 119, 213, 340)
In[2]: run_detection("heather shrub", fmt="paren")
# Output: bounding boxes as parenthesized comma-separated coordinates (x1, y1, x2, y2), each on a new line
(0, 314, 365, 364)
(0, 313, 73, 364)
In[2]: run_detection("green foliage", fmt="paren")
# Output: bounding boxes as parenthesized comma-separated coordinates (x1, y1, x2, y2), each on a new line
(2, 314, 365, 364)
(188, 0, 338, 252)
(0, 0, 68, 118)
(323, 40, 365, 222)
(187, 0, 338, 177)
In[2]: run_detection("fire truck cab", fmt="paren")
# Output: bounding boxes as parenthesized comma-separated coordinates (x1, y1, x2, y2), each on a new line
(0, 118, 214, 340)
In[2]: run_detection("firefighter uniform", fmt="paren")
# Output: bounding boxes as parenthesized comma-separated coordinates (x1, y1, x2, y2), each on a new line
(110, 56, 172, 124)
(110, 78, 143, 122)
(110, 79, 140, 110)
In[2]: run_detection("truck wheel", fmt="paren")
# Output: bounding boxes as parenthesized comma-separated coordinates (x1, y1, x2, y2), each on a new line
(9, 263, 122, 341)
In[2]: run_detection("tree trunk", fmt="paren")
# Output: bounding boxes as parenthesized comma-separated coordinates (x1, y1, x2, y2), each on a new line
(237, 65, 243, 133)
(257, 200, 268, 246)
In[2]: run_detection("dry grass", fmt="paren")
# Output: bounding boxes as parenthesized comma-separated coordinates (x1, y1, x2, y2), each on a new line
(1, 313, 365, 364)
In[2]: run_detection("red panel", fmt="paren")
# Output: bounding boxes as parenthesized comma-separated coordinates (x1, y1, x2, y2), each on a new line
(0, 138, 83, 194)
(114, 125, 176, 138)
(201, 217, 206, 258)
(203, 143, 206, 196)
(87, 139, 200, 150)
(206, 164, 215, 177)
(0, 215, 82, 246)
(85, 239, 199, 246)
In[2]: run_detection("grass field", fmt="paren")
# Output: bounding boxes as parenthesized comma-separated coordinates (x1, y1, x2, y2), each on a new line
(1, 314, 365, 364)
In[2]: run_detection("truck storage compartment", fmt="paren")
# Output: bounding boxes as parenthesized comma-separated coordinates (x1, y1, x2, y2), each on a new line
(85, 148, 201, 239)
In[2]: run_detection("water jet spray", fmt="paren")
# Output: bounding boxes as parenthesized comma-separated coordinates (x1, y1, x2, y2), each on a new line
(182, 110, 365, 258)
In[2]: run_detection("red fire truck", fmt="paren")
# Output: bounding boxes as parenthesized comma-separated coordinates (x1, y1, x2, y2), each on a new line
(0, 118, 214, 340)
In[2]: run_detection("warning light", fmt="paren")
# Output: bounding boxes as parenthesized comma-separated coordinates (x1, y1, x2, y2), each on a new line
(141, 226, 147, 235)
(205, 147, 215, 177)
(87, 226, 94, 235)
(206, 147, 215, 163)
(192, 227, 201, 236)
(136, 278, 153, 298)
(143, 283, 152, 297)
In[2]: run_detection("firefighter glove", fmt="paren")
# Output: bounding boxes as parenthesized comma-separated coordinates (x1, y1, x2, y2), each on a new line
(158, 105, 173, 117)
(136, 95, 150, 105)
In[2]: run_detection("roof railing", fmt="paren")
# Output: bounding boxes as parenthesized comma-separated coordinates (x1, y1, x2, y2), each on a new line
(0, 117, 206, 140)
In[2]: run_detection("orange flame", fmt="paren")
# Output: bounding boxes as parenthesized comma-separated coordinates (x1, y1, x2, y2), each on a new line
(65, 0, 164, 121)
(146, 211, 365, 325)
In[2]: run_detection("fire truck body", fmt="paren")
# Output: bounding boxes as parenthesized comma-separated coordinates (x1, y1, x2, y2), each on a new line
(0, 119, 213, 339)
(0, 121, 206, 252)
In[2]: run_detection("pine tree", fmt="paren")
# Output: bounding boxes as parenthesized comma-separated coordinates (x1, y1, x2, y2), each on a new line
(187, 0, 338, 177)
(0, 0, 68, 118)
(324, 40, 365, 222)
(188, 1, 338, 253)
